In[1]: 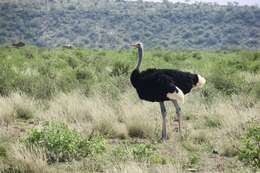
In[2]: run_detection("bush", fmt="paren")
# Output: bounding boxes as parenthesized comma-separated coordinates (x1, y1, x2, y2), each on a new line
(239, 125, 260, 168)
(111, 61, 130, 76)
(112, 144, 131, 162)
(132, 143, 166, 164)
(188, 153, 200, 166)
(75, 67, 95, 94)
(192, 52, 202, 60)
(250, 82, 260, 100)
(23, 121, 106, 163)
(79, 136, 106, 157)
(209, 63, 244, 95)
(75, 67, 94, 82)
(132, 143, 156, 162)
(111, 143, 166, 164)
(0, 62, 17, 96)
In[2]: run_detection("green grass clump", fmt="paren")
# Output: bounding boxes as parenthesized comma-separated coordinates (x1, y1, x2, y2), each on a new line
(132, 143, 156, 161)
(250, 82, 260, 100)
(111, 61, 130, 77)
(204, 116, 222, 128)
(239, 124, 260, 168)
(112, 143, 166, 164)
(132, 143, 165, 164)
(79, 136, 106, 157)
(209, 63, 244, 95)
(112, 144, 131, 162)
(23, 121, 106, 163)
(0, 62, 16, 96)
(188, 153, 200, 166)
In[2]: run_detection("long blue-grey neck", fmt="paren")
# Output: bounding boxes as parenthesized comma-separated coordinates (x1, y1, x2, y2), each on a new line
(136, 47, 143, 71)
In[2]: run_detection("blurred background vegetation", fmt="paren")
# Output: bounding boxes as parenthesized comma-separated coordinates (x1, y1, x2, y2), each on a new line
(0, 0, 260, 50)
(0, 46, 259, 101)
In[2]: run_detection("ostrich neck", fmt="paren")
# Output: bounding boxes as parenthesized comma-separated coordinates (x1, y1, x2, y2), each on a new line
(135, 47, 143, 71)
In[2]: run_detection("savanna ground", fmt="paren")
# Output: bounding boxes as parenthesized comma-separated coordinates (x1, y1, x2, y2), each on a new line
(0, 47, 259, 173)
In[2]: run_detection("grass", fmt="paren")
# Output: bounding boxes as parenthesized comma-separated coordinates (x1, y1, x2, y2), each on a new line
(0, 47, 259, 172)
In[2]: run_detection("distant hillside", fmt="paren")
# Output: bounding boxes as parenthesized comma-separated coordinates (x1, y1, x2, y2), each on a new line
(0, 0, 260, 50)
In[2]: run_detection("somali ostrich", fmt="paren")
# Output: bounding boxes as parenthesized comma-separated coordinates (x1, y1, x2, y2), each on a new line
(130, 42, 206, 140)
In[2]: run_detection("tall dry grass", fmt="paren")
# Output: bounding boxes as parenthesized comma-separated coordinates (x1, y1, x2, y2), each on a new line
(0, 89, 259, 173)
(0, 93, 37, 126)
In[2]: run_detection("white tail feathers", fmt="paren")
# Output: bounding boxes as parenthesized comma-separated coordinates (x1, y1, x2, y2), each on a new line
(198, 74, 206, 87)
(167, 86, 184, 104)
(192, 74, 206, 90)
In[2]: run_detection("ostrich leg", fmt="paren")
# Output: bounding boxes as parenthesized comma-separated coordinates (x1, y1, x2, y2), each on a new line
(159, 102, 167, 141)
(172, 100, 182, 134)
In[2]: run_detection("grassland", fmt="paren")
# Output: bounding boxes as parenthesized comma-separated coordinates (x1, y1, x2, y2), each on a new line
(0, 46, 259, 173)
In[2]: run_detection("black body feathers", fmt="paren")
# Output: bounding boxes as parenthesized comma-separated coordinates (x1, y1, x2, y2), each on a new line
(130, 68, 198, 102)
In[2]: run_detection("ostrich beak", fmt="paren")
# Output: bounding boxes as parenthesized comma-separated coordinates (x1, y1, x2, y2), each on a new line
(130, 44, 138, 48)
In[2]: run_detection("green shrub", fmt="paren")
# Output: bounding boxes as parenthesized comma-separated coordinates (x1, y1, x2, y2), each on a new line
(239, 125, 260, 168)
(247, 60, 260, 73)
(27, 77, 57, 99)
(79, 136, 106, 157)
(149, 154, 167, 164)
(132, 143, 166, 164)
(230, 52, 260, 73)
(111, 143, 166, 164)
(192, 52, 202, 60)
(253, 52, 260, 61)
(188, 153, 200, 166)
(111, 61, 130, 76)
(162, 52, 172, 62)
(76, 67, 94, 82)
(209, 63, 244, 95)
(23, 121, 106, 163)
(112, 145, 131, 162)
(132, 143, 156, 162)
(250, 82, 260, 100)
(0, 62, 17, 96)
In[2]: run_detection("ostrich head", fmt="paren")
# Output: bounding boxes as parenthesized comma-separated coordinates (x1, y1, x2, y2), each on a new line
(131, 42, 143, 49)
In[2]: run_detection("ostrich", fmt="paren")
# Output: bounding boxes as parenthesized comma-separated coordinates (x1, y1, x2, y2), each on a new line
(130, 42, 206, 140)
